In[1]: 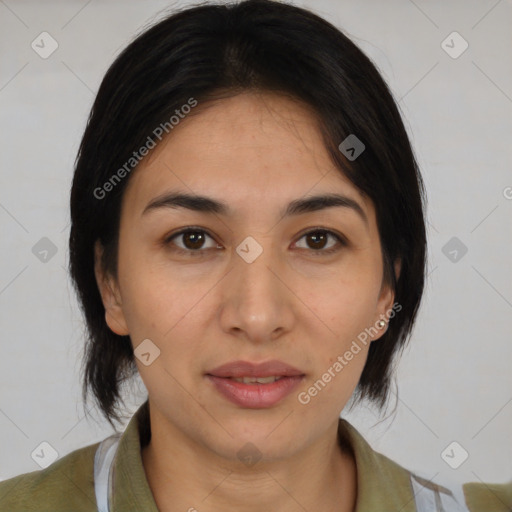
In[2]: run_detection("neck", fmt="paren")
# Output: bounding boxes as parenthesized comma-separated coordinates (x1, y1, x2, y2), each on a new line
(140, 407, 357, 512)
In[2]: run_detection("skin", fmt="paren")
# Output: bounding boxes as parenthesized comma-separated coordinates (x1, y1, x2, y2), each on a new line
(95, 91, 400, 512)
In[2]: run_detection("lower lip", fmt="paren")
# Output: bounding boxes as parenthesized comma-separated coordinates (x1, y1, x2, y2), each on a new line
(206, 375, 304, 408)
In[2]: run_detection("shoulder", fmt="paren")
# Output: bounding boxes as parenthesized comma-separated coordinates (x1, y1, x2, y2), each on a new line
(463, 480, 512, 512)
(408, 475, 512, 512)
(374, 452, 512, 512)
(339, 419, 512, 512)
(0, 441, 99, 512)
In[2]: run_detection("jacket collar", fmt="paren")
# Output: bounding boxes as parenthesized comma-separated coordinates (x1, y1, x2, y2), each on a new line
(111, 401, 417, 512)
(338, 419, 416, 511)
(111, 401, 158, 511)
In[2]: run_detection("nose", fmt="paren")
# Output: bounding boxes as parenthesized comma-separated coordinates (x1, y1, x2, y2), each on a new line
(218, 235, 295, 344)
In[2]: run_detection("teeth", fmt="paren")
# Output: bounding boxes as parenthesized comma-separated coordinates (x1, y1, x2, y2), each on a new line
(231, 376, 283, 384)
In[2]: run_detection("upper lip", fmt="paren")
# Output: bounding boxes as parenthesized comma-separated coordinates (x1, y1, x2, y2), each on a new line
(207, 360, 305, 378)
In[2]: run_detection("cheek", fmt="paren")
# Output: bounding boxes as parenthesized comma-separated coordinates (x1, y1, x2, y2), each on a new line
(304, 271, 382, 341)
(304, 321, 372, 411)
(119, 275, 170, 338)
(116, 256, 208, 374)
(296, 269, 379, 395)
(116, 238, 182, 335)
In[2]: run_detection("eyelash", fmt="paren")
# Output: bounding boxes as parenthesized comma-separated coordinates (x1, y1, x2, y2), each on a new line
(163, 226, 347, 257)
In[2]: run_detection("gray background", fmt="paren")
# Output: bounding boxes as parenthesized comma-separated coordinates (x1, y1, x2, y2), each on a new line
(1, 0, 511, 489)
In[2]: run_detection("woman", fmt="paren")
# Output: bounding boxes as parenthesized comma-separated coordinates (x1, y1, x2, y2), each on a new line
(0, 1, 509, 510)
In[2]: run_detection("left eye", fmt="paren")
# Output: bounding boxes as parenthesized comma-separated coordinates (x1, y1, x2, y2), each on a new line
(294, 229, 345, 254)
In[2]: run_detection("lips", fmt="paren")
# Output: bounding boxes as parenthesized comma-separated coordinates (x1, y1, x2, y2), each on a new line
(206, 359, 305, 379)
(205, 360, 306, 408)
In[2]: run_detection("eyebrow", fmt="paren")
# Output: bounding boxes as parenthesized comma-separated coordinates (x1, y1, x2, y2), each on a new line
(141, 191, 368, 226)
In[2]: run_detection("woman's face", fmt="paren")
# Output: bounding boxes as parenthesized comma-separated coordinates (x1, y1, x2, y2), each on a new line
(95, 91, 397, 463)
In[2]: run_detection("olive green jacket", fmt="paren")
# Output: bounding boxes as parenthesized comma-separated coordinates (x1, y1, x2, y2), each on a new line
(1, 401, 510, 511)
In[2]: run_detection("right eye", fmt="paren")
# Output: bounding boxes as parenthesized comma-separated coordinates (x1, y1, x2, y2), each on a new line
(164, 227, 222, 256)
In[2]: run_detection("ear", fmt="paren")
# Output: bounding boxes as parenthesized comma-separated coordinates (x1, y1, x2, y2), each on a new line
(371, 258, 402, 341)
(94, 240, 130, 336)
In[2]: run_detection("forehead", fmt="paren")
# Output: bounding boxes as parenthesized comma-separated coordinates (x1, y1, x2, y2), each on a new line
(121, 92, 371, 217)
